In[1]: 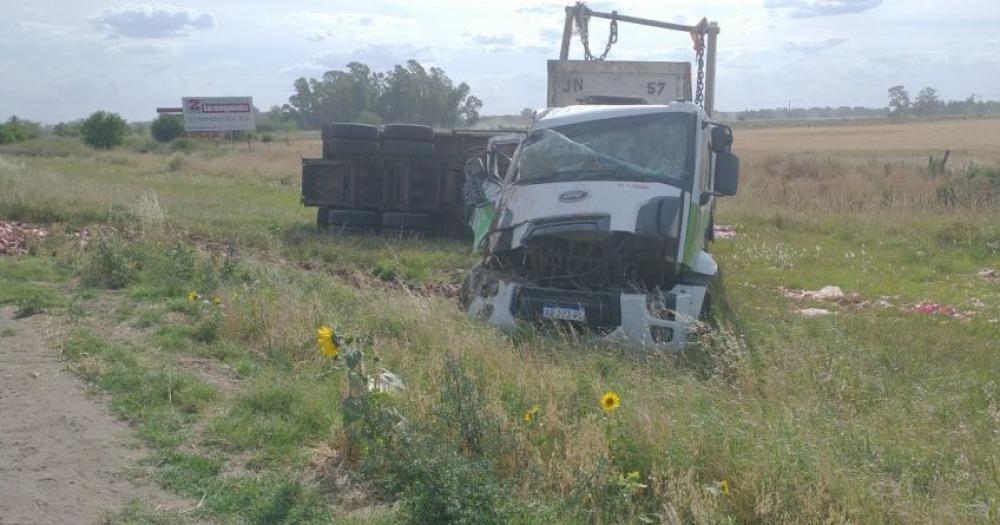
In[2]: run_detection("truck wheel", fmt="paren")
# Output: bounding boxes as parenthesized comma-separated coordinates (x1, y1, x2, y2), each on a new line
(380, 140, 434, 156)
(382, 124, 435, 143)
(316, 207, 331, 230)
(322, 123, 379, 142)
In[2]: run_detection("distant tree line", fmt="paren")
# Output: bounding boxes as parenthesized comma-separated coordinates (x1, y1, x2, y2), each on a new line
(275, 60, 483, 129)
(0, 116, 42, 144)
(886, 86, 1000, 118)
(721, 86, 1000, 122)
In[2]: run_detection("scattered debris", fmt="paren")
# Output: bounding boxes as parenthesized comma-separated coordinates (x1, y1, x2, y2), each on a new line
(73, 227, 91, 249)
(875, 296, 896, 308)
(369, 370, 406, 394)
(781, 284, 981, 321)
(421, 281, 462, 298)
(713, 224, 736, 239)
(0, 221, 28, 255)
(978, 269, 997, 282)
(902, 301, 973, 320)
(780, 285, 844, 301)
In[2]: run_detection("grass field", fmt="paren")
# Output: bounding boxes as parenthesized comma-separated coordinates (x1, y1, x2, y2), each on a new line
(1, 118, 998, 524)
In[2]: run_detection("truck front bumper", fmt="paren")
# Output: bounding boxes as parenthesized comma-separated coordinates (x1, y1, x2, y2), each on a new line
(465, 279, 707, 352)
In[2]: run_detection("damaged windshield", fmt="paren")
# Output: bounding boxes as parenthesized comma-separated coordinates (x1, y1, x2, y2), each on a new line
(514, 112, 694, 186)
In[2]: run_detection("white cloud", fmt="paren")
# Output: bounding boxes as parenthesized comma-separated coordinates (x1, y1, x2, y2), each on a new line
(783, 38, 848, 54)
(91, 4, 215, 39)
(764, 0, 882, 18)
(18, 21, 79, 38)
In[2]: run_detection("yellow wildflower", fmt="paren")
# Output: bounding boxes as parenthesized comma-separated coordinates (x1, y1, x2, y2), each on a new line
(719, 479, 730, 496)
(187, 290, 199, 302)
(600, 391, 620, 413)
(316, 326, 338, 358)
(212, 296, 222, 305)
(523, 404, 541, 424)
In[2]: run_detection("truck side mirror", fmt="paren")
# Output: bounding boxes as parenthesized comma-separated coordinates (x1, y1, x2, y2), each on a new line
(715, 152, 739, 196)
(710, 125, 733, 153)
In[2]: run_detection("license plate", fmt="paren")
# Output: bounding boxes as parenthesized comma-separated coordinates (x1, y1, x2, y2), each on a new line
(542, 304, 586, 322)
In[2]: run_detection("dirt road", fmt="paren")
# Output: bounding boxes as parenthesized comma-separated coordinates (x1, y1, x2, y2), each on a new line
(0, 306, 181, 524)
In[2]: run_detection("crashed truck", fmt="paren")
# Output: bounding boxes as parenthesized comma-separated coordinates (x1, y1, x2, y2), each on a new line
(460, 4, 739, 351)
(301, 123, 513, 234)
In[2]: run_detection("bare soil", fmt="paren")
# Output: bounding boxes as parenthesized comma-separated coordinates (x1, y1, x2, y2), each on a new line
(0, 306, 184, 524)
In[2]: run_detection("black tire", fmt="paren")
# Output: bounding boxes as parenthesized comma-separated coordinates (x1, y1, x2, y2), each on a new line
(329, 209, 381, 228)
(382, 124, 435, 143)
(323, 139, 379, 158)
(382, 212, 434, 230)
(380, 140, 434, 157)
(322, 123, 379, 142)
(316, 207, 331, 230)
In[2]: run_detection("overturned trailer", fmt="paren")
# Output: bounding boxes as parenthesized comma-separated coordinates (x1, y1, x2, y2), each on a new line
(301, 124, 511, 234)
(459, 4, 739, 351)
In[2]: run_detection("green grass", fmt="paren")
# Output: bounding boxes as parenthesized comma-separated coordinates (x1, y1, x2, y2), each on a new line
(0, 255, 69, 306)
(103, 500, 199, 525)
(1, 137, 998, 523)
(205, 373, 341, 466)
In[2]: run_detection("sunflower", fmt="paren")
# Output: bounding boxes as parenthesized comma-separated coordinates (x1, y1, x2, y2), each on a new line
(187, 290, 199, 302)
(719, 479, 730, 496)
(316, 326, 339, 358)
(600, 391, 620, 413)
(211, 296, 222, 305)
(523, 404, 541, 424)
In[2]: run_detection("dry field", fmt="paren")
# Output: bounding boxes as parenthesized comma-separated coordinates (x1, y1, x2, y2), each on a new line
(739, 117, 1000, 160)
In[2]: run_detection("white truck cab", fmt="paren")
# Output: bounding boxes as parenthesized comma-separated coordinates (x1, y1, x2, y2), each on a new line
(460, 101, 738, 350)
(460, 3, 737, 350)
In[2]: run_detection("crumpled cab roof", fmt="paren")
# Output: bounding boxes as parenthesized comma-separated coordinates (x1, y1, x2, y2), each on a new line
(533, 102, 704, 130)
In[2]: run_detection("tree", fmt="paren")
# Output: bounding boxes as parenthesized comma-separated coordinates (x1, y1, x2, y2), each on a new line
(0, 116, 42, 144)
(150, 114, 184, 142)
(288, 62, 383, 129)
(81, 111, 127, 149)
(285, 60, 483, 128)
(913, 86, 941, 116)
(887, 85, 909, 117)
(53, 121, 82, 137)
(460, 95, 483, 126)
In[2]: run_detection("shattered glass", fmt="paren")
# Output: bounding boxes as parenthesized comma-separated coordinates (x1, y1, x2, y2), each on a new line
(516, 113, 692, 185)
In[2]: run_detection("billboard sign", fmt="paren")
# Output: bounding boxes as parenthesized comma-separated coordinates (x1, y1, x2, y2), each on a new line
(182, 96, 255, 132)
(547, 61, 691, 107)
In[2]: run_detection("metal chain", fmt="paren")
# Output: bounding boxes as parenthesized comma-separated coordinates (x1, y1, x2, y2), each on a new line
(575, 3, 618, 61)
(693, 30, 706, 107)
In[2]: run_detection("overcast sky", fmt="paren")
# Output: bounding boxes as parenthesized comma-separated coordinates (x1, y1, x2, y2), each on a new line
(2, 0, 999, 123)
